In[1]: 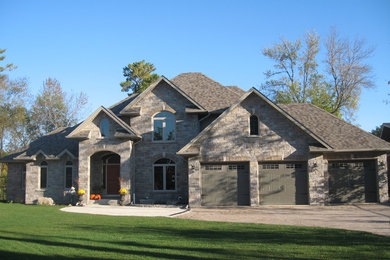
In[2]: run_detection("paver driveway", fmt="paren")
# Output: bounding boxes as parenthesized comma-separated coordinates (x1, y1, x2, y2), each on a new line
(176, 204, 390, 236)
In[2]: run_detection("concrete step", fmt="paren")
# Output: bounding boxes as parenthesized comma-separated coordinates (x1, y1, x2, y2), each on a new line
(89, 199, 119, 206)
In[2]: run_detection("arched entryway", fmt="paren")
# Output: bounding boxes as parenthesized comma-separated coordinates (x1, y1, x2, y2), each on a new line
(90, 151, 121, 196)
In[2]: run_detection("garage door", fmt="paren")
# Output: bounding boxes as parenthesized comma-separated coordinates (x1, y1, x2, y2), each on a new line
(329, 160, 377, 203)
(201, 163, 250, 206)
(259, 162, 308, 205)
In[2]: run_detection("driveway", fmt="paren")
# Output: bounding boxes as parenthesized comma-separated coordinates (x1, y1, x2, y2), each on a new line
(61, 204, 188, 217)
(176, 204, 390, 237)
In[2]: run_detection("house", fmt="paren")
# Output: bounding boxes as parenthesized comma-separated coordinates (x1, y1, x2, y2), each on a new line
(2, 73, 389, 206)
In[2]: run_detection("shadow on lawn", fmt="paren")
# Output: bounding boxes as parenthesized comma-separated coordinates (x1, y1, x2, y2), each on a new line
(73, 223, 390, 247)
(1, 222, 390, 260)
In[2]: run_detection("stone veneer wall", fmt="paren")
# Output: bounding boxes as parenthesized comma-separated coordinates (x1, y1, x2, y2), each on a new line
(6, 163, 25, 203)
(187, 93, 319, 207)
(377, 154, 389, 203)
(307, 155, 327, 205)
(130, 81, 199, 204)
(24, 154, 78, 204)
(78, 138, 132, 204)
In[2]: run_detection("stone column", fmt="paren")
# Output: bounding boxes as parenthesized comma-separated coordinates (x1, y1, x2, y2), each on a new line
(78, 141, 90, 204)
(119, 142, 132, 205)
(188, 157, 201, 207)
(308, 154, 326, 205)
(377, 154, 389, 203)
(249, 160, 259, 206)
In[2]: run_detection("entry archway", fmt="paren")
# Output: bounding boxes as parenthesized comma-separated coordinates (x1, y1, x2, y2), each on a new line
(90, 151, 121, 196)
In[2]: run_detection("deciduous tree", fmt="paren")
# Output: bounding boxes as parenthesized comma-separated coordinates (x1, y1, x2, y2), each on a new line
(30, 78, 88, 139)
(261, 29, 374, 120)
(0, 49, 28, 155)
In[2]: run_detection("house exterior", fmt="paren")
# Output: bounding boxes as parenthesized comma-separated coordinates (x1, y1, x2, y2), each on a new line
(2, 73, 390, 207)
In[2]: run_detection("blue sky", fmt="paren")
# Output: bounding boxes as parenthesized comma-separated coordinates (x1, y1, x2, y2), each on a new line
(1, 0, 389, 131)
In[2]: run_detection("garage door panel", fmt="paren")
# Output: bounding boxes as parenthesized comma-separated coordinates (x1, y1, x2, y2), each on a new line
(201, 163, 249, 206)
(329, 160, 377, 204)
(259, 162, 308, 205)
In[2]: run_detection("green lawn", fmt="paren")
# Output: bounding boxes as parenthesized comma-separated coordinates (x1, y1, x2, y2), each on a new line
(0, 203, 389, 259)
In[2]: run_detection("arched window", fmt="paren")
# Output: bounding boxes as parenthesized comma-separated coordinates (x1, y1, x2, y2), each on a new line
(153, 111, 175, 141)
(100, 118, 109, 137)
(153, 158, 176, 191)
(40, 161, 48, 189)
(65, 161, 73, 188)
(249, 115, 259, 136)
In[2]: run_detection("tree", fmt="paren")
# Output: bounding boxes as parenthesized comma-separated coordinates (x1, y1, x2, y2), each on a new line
(371, 125, 382, 137)
(0, 49, 28, 155)
(120, 60, 159, 94)
(30, 78, 88, 139)
(261, 29, 374, 120)
(324, 28, 374, 118)
(262, 31, 322, 104)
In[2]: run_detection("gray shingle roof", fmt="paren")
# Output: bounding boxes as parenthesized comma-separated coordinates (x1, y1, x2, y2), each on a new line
(279, 103, 390, 150)
(170, 73, 243, 111)
(1, 126, 79, 162)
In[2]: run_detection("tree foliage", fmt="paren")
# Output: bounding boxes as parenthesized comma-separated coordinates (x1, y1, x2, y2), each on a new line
(0, 49, 28, 155)
(261, 29, 374, 120)
(370, 125, 382, 137)
(29, 78, 88, 139)
(120, 60, 159, 94)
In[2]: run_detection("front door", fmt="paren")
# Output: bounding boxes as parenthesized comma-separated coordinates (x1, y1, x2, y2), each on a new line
(106, 165, 120, 195)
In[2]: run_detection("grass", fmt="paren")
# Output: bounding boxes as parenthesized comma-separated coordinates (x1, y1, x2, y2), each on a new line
(0, 203, 389, 259)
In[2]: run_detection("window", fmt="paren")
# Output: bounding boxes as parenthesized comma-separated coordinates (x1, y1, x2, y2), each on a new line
(153, 158, 176, 191)
(40, 161, 48, 189)
(286, 164, 302, 169)
(153, 111, 175, 141)
(262, 164, 279, 169)
(65, 161, 73, 188)
(205, 165, 222, 171)
(100, 118, 109, 137)
(249, 115, 259, 136)
(229, 165, 245, 170)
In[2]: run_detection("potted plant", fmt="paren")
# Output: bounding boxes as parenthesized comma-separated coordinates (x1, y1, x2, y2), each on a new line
(77, 189, 86, 206)
(119, 188, 127, 206)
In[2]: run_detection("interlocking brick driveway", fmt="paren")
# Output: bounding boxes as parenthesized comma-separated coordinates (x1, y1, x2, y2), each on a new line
(175, 204, 390, 236)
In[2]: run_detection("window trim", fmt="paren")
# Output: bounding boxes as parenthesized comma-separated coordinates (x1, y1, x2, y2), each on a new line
(64, 161, 73, 189)
(152, 111, 176, 143)
(40, 161, 48, 190)
(153, 159, 176, 192)
(249, 114, 259, 136)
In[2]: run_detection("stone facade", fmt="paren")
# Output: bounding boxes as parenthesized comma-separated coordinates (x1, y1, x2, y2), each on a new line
(129, 81, 199, 204)
(24, 154, 78, 204)
(377, 154, 389, 203)
(6, 163, 25, 203)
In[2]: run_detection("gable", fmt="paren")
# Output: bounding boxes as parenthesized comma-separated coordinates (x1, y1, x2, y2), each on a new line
(67, 106, 140, 140)
(178, 90, 323, 160)
(120, 76, 204, 115)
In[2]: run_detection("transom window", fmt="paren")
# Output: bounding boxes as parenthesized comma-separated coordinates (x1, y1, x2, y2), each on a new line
(65, 161, 73, 188)
(100, 118, 109, 137)
(153, 158, 176, 191)
(153, 111, 175, 141)
(249, 115, 259, 136)
(40, 161, 48, 189)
